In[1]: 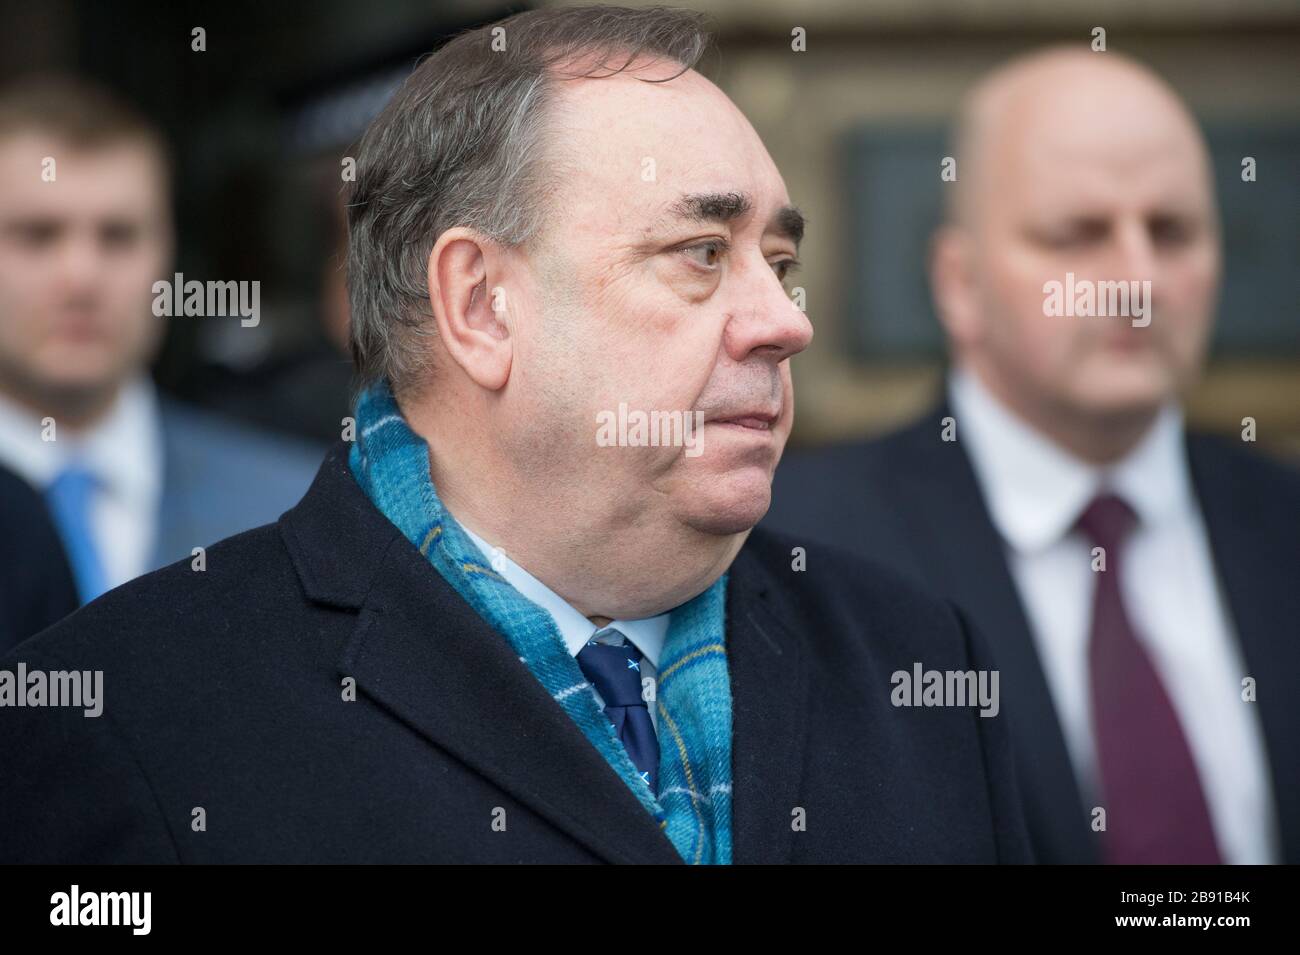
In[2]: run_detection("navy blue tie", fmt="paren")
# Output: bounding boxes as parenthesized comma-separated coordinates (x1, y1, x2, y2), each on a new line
(576, 631, 658, 793)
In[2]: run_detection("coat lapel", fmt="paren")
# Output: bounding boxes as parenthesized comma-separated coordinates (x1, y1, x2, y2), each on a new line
(727, 543, 809, 864)
(281, 444, 683, 865)
(889, 405, 1096, 863)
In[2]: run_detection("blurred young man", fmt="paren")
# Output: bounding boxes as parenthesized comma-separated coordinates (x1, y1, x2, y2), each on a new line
(0, 77, 319, 606)
(767, 48, 1299, 864)
(1, 8, 1030, 864)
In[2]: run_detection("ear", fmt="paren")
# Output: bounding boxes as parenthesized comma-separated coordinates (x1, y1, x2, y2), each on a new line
(929, 224, 983, 351)
(427, 227, 512, 391)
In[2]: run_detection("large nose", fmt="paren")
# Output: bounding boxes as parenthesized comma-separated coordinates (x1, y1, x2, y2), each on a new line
(721, 254, 813, 364)
(54, 229, 108, 299)
(1103, 215, 1162, 318)
(1113, 216, 1160, 281)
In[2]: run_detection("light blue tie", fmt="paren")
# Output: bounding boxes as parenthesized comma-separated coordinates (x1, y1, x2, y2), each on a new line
(45, 464, 110, 604)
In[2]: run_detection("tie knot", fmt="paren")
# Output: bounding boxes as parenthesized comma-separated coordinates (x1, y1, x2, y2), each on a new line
(1076, 492, 1137, 550)
(576, 634, 646, 709)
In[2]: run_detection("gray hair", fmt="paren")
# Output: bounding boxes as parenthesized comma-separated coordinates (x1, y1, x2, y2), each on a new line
(346, 4, 713, 395)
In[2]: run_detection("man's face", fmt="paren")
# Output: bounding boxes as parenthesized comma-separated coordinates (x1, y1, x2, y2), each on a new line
(0, 132, 170, 409)
(502, 63, 811, 538)
(961, 72, 1220, 420)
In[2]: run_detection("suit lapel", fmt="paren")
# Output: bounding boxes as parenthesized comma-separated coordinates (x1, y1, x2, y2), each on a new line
(727, 544, 809, 864)
(888, 405, 1096, 863)
(1188, 436, 1300, 863)
(282, 444, 683, 865)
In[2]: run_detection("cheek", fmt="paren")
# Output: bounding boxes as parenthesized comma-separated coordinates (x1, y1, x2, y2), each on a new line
(1146, 258, 1216, 357)
(984, 243, 1049, 326)
(108, 288, 160, 352)
(776, 363, 796, 428)
(613, 316, 721, 409)
(0, 264, 45, 316)
(581, 278, 667, 371)
(988, 247, 1093, 365)
(566, 258, 729, 414)
(0, 278, 60, 351)
(1008, 318, 1081, 378)
(102, 253, 161, 321)
(124, 257, 162, 295)
(1163, 256, 1219, 322)
(986, 276, 1066, 359)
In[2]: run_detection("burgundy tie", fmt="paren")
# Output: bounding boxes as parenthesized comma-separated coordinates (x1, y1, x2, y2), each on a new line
(1079, 493, 1222, 864)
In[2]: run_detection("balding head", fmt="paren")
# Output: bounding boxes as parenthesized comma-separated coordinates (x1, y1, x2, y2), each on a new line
(931, 46, 1221, 462)
(948, 47, 1215, 228)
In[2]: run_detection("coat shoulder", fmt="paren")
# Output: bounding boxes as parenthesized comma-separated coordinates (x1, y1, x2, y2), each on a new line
(1188, 431, 1300, 497)
(4, 520, 301, 674)
(160, 399, 324, 489)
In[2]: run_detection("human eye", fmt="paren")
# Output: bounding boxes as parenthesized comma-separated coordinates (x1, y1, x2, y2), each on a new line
(677, 238, 729, 270)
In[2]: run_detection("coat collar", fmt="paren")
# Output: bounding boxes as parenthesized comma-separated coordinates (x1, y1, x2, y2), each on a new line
(280, 443, 808, 863)
(724, 537, 810, 864)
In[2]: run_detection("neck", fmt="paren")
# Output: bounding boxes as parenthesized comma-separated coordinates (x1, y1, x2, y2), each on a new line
(403, 397, 742, 620)
(0, 377, 122, 433)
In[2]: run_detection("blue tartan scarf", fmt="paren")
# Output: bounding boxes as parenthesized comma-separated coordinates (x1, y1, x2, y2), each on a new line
(348, 381, 734, 864)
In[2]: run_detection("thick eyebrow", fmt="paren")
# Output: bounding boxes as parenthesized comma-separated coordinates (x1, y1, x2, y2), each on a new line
(670, 191, 753, 225)
(665, 191, 805, 248)
(772, 204, 805, 247)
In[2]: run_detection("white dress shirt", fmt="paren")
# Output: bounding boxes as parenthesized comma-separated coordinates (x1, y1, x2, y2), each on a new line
(949, 367, 1279, 864)
(0, 376, 163, 591)
(459, 523, 668, 732)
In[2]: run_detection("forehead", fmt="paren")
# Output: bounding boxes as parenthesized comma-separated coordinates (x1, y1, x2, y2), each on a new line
(0, 132, 165, 217)
(543, 64, 790, 231)
(983, 74, 1214, 218)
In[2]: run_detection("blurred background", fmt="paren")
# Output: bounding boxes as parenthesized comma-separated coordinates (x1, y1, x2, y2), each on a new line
(0, 0, 1294, 450)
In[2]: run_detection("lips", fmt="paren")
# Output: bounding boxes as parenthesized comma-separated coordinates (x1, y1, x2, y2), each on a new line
(51, 318, 111, 344)
(709, 410, 778, 430)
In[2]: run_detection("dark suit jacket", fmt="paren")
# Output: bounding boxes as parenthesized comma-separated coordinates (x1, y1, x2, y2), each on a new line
(763, 402, 1300, 864)
(1, 442, 1031, 864)
(0, 465, 78, 653)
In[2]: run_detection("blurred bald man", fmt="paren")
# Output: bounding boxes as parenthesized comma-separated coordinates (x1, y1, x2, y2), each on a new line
(766, 47, 1300, 864)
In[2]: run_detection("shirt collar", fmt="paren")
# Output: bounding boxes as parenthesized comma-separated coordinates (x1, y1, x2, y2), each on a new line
(947, 367, 1191, 553)
(79, 376, 163, 507)
(0, 375, 162, 505)
(458, 523, 669, 668)
(1107, 399, 1193, 529)
(0, 387, 56, 485)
